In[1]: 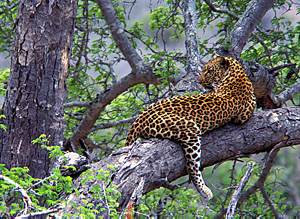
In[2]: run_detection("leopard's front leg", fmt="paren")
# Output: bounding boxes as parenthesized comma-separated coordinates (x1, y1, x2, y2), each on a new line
(180, 134, 213, 201)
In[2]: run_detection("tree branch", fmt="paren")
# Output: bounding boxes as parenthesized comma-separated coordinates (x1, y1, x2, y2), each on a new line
(17, 207, 62, 218)
(226, 162, 254, 219)
(229, 0, 275, 56)
(274, 78, 300, 106)
(65, 107, 300, 215)
(91, 117, 137, 132)
(269, 63, 296, 74)
(203, 0, 239, 19)
(64, 101, 91, 108)
(95, 0, 142, 71)
(70, 0, 160, 149)
(182, 0, 201, 76)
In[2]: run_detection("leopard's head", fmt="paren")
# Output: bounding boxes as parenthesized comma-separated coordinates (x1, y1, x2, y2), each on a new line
(199, 56, 231, 89)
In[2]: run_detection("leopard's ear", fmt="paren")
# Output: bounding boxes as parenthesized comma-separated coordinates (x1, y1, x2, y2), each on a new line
(219, 56, 230, 69)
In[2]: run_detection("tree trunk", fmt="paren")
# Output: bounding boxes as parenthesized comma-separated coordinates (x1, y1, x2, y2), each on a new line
(0, 0, 76, 178)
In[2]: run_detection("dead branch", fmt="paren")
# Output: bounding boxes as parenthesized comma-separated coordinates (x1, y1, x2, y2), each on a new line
(65, 107, 300, 216)
(0, 175, 32, 215)
(182, 0, 201, 75)
(182, 0, 206, 93)
(226, 162, 254, 219)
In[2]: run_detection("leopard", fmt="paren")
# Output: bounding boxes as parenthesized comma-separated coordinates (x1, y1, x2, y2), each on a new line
(125, 56, 256, 200)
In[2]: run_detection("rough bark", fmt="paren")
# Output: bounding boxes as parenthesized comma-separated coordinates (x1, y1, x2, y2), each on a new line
(65, 107, 300, 214)
(0, 0, 76, 178)
(182, 0, 201, 76)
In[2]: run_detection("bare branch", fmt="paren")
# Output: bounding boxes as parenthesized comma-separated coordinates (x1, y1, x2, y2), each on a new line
(203, 0, 239, 19)
(91, 117, 136, 132)
(182, 0, 206, 92)
(0, 175, 32, 215)
(274, 78, 300, 106)
(65, 107, 300, 214)
(226, 162, 254, 219)
(230, 0, 275, 56)
(239, 142, 282, 202)
(64, 101, 91, 108)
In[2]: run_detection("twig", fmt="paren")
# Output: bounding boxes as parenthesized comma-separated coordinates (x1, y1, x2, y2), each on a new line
(0, 175, 32, 215)
(226, 162, 254, 219)
(102, 182, 111, 216)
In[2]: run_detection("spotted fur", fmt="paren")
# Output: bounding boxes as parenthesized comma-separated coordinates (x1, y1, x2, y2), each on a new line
(125, 56, 256, 200)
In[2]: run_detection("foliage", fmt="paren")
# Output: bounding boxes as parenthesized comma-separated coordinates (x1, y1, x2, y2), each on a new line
(66, 168, 121, 218)
(0, 68, 9, 96)
(0, 164, 73, 217)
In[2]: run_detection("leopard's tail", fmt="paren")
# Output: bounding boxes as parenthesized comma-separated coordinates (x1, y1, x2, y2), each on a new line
(125, 124, 139, 146)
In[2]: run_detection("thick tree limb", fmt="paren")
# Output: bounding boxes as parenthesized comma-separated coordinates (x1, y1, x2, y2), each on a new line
(70, 0, 159, 149)
(65, 107, 300, 215)
(229, 0, 275, 56)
